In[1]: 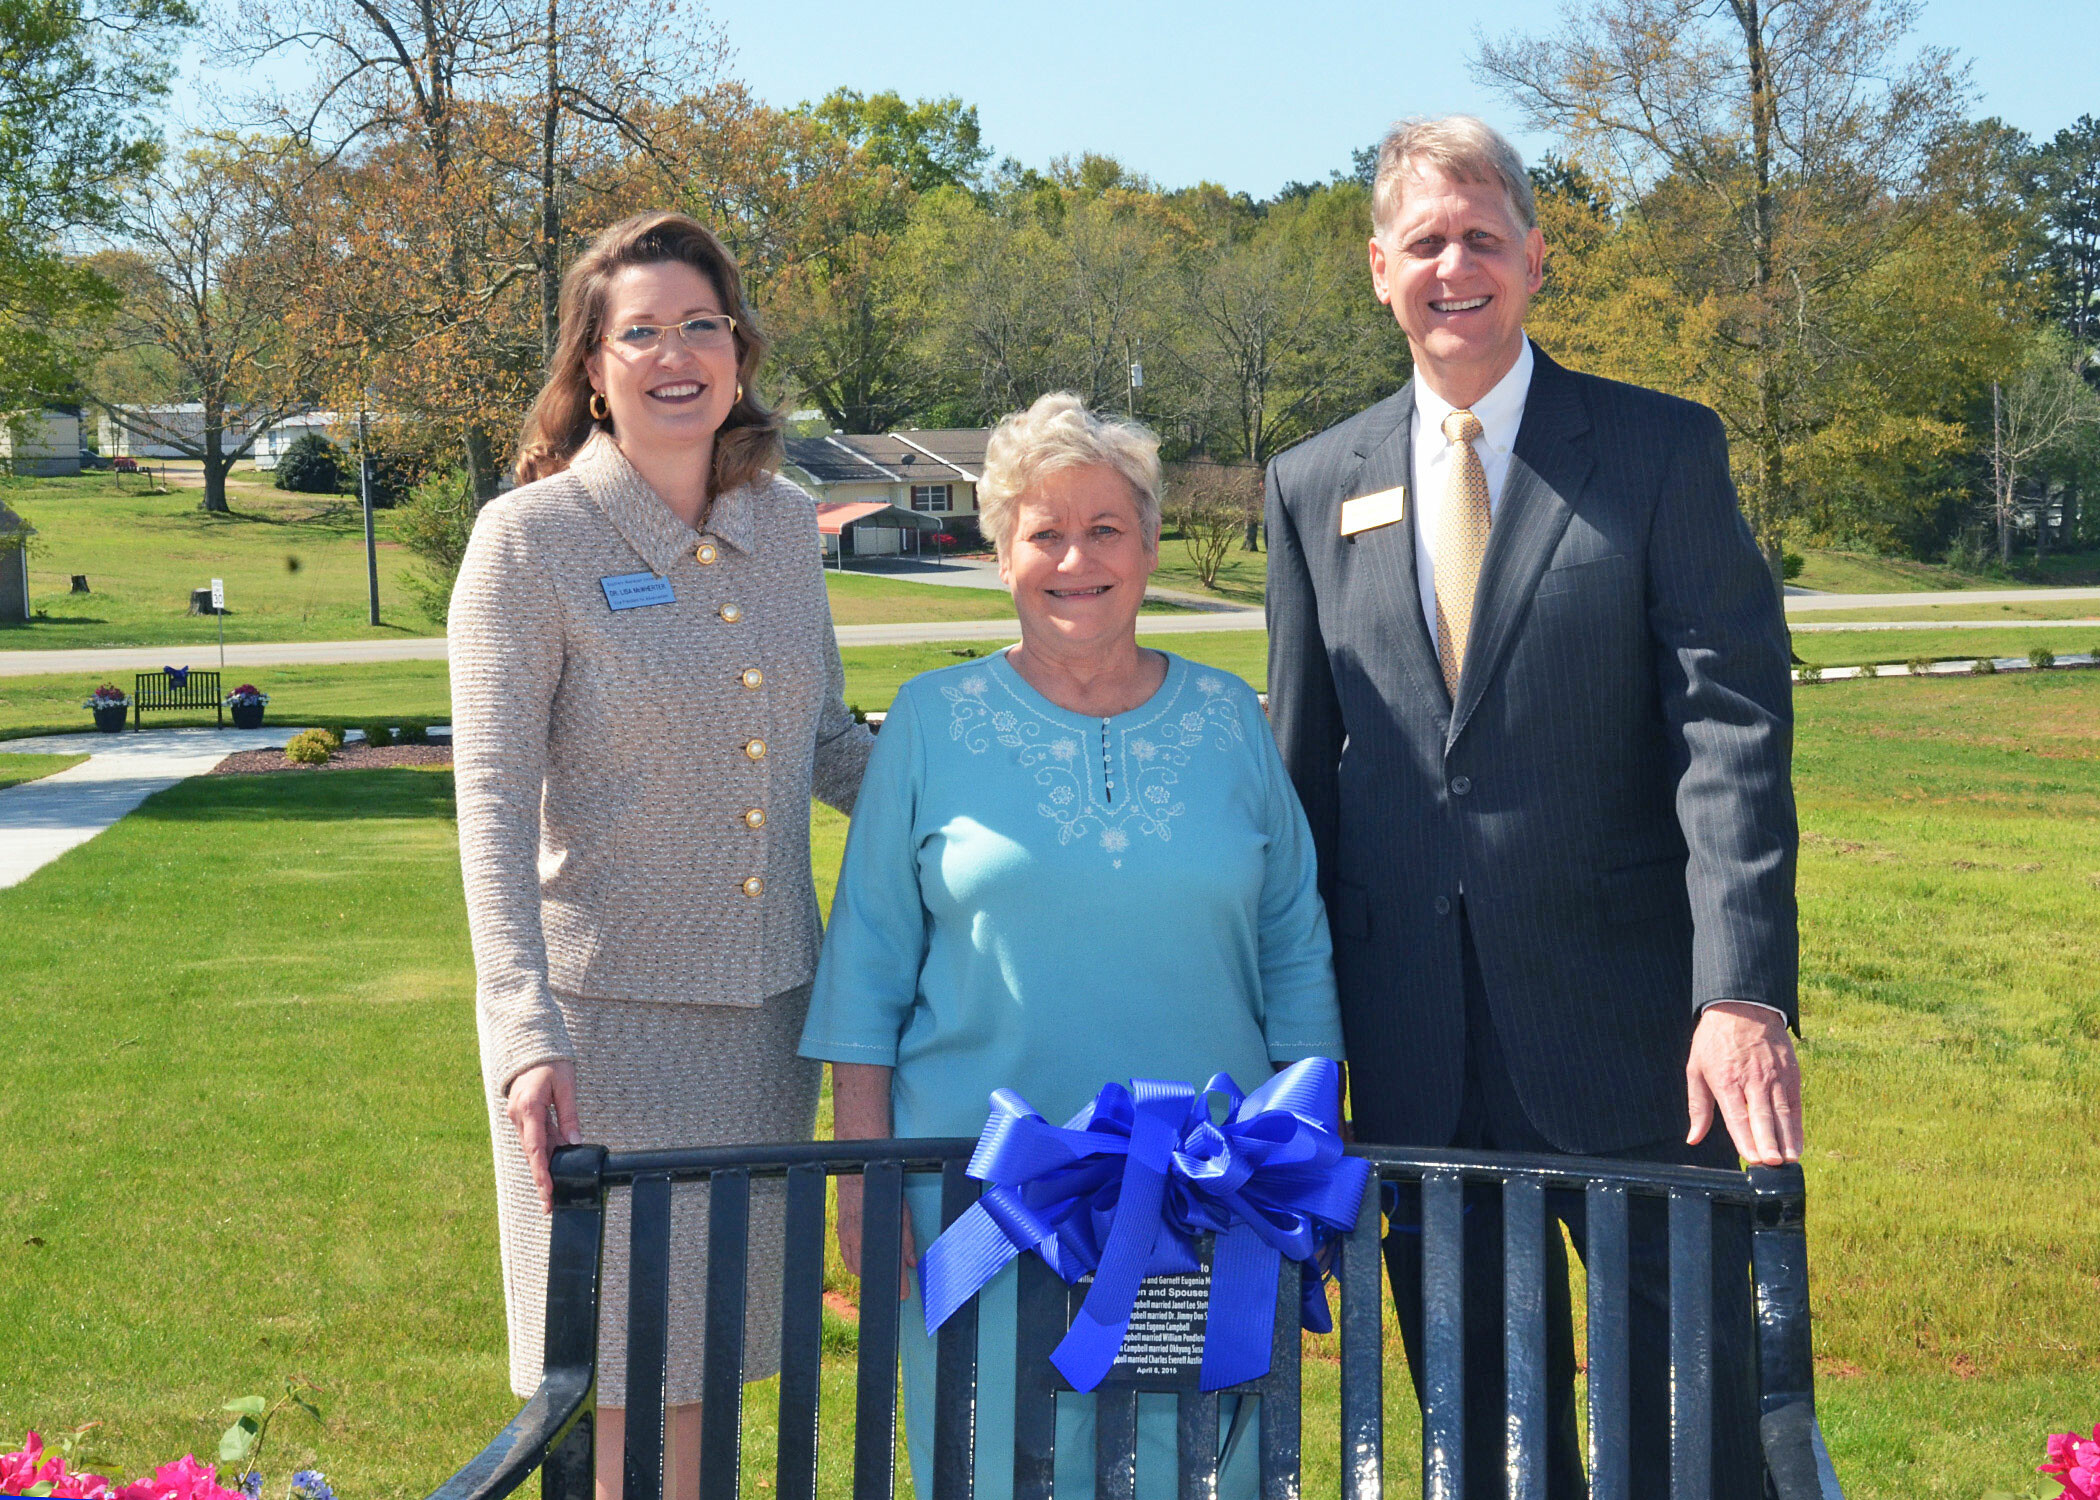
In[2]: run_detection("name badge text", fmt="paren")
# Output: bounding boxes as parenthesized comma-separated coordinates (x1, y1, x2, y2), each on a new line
(601, 572, 676, 611)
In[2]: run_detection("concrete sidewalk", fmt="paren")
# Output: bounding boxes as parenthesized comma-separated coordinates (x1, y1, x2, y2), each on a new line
(0, 726, 304, 887)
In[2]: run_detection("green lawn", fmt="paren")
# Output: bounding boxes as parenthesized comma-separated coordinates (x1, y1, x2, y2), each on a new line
(3, 672, 2097, 1498)
(0, 752, 87, 788)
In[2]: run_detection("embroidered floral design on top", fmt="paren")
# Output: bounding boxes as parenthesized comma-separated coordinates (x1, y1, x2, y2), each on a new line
(940, 665, 1245, 866)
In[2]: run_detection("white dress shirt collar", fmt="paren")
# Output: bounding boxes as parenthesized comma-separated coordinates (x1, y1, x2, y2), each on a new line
(1412, 337, 1534, 469)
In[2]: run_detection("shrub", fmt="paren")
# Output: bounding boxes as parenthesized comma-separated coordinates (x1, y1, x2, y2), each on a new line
(358, 722, 394, 748)
(395, 721, 428, 745)
(1795, 663, 1822, 684)
(273, 433, 347, 494)
(1780, 550, 1805, 580)
(397, 468, 477, 625)
(1971, 655, 1998, 675)
(1906, 656, 1935, 676)
(319, 725, 345, 748)
(284, 729, 334, 765)
(2029, 646, 2056, 670)
(1856, 661, 1878, 679)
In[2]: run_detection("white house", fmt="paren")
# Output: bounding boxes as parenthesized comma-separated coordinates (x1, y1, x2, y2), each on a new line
(99, 404, 265, 459)
(782, 429, 991, 556)
(252, 411, 343, 471)
(0, 408, 80, 476)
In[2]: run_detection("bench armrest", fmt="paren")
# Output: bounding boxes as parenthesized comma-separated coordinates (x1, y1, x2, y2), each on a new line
(424, 1368, 592, 1500)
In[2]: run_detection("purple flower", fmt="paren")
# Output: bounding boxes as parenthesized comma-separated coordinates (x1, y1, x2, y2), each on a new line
(290, 1471, 334, 1500)
(239, 1471, 261, 1500)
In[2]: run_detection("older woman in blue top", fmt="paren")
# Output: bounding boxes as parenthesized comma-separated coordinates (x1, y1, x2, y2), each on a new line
(798, 392, 1343, 1500)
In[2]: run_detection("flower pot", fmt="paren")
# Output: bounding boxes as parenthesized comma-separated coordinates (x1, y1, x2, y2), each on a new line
(230, 702, 265, 730)
(93, 705, 128, 733)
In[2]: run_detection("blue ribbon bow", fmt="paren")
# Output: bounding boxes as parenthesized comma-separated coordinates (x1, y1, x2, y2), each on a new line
(918, 1056, 1368, 1393)
(163, 666, 188, 685)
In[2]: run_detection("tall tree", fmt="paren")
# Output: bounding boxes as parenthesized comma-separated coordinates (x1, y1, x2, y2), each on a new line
(2029, 117, 2100, 365)
(0, 0, 195, 408)
(1986, 330, 2100, 566)
(1478, 0, 1976, 574)
(1169, 183, 1406, 471)
(219, 0, 720, 492)
(92, 143, 334, 513)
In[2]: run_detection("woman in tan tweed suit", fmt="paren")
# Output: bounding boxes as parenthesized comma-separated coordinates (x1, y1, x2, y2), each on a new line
(450, 211, 871, 1500)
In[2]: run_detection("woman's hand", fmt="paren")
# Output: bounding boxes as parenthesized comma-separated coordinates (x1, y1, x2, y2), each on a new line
(832, 1062, 915, 1300)
(506, 1059, 581, 1214)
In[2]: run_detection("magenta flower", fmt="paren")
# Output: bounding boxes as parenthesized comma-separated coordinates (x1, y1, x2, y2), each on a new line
(2044, 1425, 2100, 1500)
(112, 1455, 249, 1500)
(2, 1432, 116, 1500)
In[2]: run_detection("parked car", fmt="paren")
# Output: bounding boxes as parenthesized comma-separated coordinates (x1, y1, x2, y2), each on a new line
(79, 449, 112, 471)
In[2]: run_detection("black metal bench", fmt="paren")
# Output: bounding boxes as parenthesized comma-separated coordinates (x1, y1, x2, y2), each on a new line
(132, 668, 222, 728)
(426, 1142, 1844, 1500)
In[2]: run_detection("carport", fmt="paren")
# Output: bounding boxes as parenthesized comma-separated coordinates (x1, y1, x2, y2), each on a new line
(816, 501, 944, 570)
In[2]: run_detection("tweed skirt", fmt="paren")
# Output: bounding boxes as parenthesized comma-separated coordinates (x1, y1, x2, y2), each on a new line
(481, 982, 821, 1405)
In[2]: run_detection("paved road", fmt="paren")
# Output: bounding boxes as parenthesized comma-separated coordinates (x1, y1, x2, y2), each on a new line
(6, 586, 2096, 675)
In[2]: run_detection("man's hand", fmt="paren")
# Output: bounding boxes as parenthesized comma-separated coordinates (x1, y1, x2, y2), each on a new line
(1687, 1002, 1802, 1167)
(506, 1059, 581, 1214)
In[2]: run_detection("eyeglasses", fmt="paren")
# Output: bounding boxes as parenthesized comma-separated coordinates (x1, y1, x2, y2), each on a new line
(602, 314, 739, 356)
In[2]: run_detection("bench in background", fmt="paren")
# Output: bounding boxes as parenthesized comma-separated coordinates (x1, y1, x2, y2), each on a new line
(132, 669, 221, 728)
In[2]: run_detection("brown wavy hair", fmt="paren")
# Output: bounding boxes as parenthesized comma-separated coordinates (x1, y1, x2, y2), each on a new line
(514, 211, 781, 494)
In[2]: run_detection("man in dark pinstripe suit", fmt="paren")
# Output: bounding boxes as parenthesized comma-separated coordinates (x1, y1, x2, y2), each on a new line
(1265, 117, 1802, 1499)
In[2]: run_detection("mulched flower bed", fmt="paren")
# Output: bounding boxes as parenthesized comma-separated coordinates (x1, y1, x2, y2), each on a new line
(210, 742, 454, 774)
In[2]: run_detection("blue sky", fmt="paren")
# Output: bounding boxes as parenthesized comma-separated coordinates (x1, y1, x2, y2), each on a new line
(701, 0, 2098, 196)
(189, 0, 2097, 198)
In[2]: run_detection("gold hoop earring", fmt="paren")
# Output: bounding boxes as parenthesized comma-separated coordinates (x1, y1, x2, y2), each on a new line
(589, 390, 609, 421)
(734, 382, 744, 405)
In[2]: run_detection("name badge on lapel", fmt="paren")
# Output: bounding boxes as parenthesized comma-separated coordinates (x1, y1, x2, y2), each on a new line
(601, 572, 675, 611)
(1340, 485, 1407, 538)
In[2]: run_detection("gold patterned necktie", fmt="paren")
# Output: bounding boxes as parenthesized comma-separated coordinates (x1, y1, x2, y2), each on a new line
(1434, 408, 1490, 698)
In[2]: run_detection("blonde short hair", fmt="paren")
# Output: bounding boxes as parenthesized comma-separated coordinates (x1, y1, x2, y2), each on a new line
(977, 393, 1161, 557)
(1371, 115, 1536, 240)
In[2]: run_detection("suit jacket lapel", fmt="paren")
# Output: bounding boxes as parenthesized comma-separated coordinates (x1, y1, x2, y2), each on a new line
(1449, 347, 1592, 744)
(1344, 386, 1450, 716)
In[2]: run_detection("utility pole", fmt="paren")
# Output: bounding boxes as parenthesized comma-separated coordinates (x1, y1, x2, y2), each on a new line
(360, 406, 380, 626)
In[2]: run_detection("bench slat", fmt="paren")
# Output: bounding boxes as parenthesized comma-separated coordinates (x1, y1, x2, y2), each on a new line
(1337, 1175, 1381, 1500)
(1503, 1178, 1547, 1500)
(933, 1161, 981, 1500)
(1585, 1182, 1632, 1500)
(701, 1169, 750, 1500)
(622, 1174, 674, 1500)
(1011, 1257, 1063, 1500)
(1093, 1390, 1138, 1500)
(1256, 1258, 1300, 1500)
(1669, 1190, 1715, 1500)
(1419, 1172, 1465, 1500)
(775, 1166, 826, 1500)
(852, 1162, 904, 1500)
(1174, 1393, 1218, 1500)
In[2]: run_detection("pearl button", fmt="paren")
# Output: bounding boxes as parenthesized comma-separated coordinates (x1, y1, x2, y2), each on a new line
(719, 602, 743, 623)
(742, 876, 764, 898)
(695, 542, 718, 565)
(741, 667, 764, 690)
(744, 738, 767, 760)
(743, 807, 766, 829)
